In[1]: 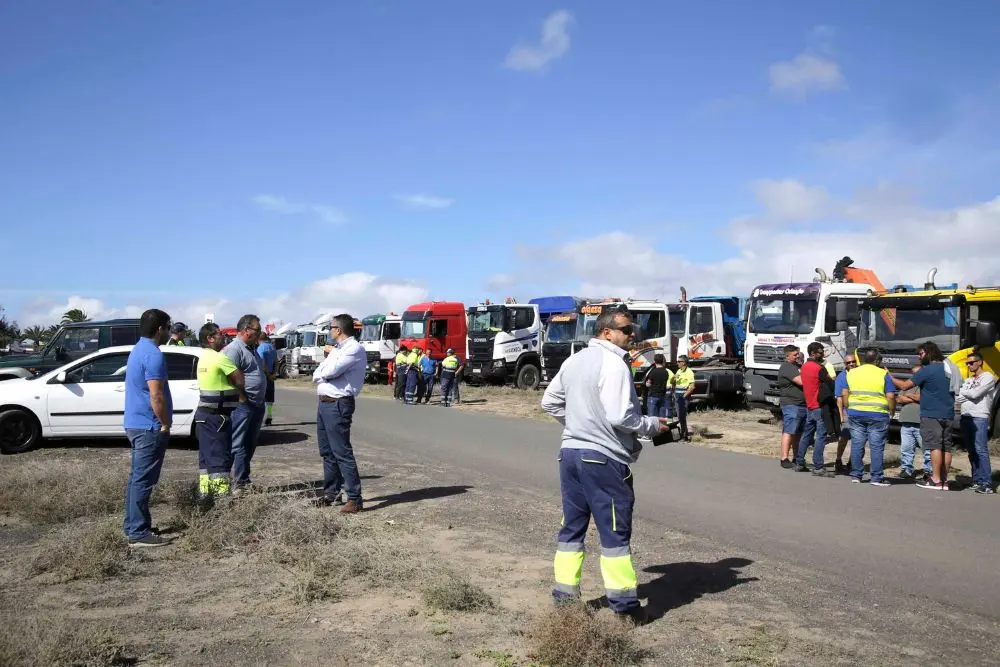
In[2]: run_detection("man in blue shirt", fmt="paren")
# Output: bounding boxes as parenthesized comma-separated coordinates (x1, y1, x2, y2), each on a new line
(893, 341, 956, 490)
(257, 333, 278, 426)
(419, 351, 437, 404)
(833, 352, 856, 475)
(123, 308, 173, 547)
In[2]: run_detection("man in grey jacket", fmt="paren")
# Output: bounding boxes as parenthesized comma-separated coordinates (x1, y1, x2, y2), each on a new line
(541, 308, 670, 625)
(224, 314, 266, 489)
(957, 351, 996, 493)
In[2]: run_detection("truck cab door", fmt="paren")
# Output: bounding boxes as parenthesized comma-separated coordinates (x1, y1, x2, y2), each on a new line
(687, 305, 725, 360)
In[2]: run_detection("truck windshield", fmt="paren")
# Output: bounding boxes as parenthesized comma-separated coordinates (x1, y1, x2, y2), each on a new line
(468, 309, 504, 333)
(360, 324, 382, 342)
(669, 309, 686, 337)
(545, 320, 577, 343)
(301, 332, 317, 347)
(860, 307, 961, 353)
(401, 320, 426, 338)
(748, 297, 818, 334)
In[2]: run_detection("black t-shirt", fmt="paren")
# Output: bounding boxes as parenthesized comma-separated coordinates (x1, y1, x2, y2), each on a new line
(778, 361, 805, 406)
(646, 367, 669, 396)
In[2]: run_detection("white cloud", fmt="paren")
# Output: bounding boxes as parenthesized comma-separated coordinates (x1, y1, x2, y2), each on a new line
(769, 53, 846, 99)
(504, 10, 573, 72)
(252, 194, 346, 225)
(393, 193, 455, 211)
(484, 273, 516, 292)
(18, 273, 428, 330)
(751, 179, 832, 221)
(506, 185, 1000, 300)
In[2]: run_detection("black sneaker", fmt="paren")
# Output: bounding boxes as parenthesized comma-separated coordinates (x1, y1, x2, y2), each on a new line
(975, 485, 996, 495)
(898, 470, 914, 481)
(128, 534, 173, 548)
(870, 479, 891, 487)
(264, 418, 272, 426)
(811, 469, 835, 478)
(834, 461, 846, 475)
(794, 463, 809, 472)
(314, 493, 345, 507)
(780, 459, 794, 469)
(917, 478, 942, 490)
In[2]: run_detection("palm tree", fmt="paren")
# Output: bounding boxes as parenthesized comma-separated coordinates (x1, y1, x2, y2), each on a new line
(61, 308, 89, 324)
(23, 325, 47, 347)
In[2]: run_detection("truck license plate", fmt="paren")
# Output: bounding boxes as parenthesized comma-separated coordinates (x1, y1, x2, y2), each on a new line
(472, 368, 481, 373)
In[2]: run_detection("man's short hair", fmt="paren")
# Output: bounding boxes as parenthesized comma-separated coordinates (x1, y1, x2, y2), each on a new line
(653, 353, 665, 365)
(236, 314, 260, 332)
(595, 309, 629, 335)
(139, 309, 170, 338)
(199, 323, 221, 346)
(678, 355, 689, 363)
(806, 342, 824, 356)
(332, 314, 354, 337)
(860, 347, 881, 365)
(783, 344, 799, 356)
(967, 351, 983, 363)
(399, 345, 409, 352)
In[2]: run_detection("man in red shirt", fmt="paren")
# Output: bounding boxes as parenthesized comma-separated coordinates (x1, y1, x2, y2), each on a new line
(796, 342, 835, 476)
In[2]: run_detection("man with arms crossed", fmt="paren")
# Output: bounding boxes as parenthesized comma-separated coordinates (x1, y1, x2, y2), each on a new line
(541, 309, 671, 625)
(224, 314, 266, 489)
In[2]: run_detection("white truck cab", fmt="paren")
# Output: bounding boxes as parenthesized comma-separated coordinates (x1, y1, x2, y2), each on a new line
(465, 298, 542, 389)
(360, 313, 402, 383)
(585, 299, 672, 376)
(744, 273, 870, 408)
(289, 311, 337, 376)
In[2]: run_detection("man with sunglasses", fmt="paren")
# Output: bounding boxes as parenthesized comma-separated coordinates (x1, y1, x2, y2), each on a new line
(541, 309, 671, 626)
(957, 352, 996, 494)
(223, 314, 266, 489)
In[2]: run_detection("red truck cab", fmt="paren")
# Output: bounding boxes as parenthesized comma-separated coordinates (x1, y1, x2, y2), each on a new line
(399, 301, 467, 362)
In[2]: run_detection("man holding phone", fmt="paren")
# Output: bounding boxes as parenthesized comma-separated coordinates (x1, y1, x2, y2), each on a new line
(541, 308, 671, 626)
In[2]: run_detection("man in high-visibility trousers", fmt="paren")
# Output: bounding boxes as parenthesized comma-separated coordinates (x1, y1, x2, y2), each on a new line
(541, 309, 670, 625)
(195, 323, 245, 499)
(439, 349, 460, 407)
(393, 345, 409, 400)
(404, 346, 422, 405)
(672, 355, 696, 441)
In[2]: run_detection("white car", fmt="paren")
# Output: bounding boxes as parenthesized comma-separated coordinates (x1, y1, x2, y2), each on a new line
(0, 345, 203, 454)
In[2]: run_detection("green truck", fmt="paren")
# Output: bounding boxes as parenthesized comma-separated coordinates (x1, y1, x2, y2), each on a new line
(0, 319, 141, 380)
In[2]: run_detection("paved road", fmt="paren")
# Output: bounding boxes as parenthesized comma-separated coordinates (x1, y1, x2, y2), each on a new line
(278, 388, 1000, 619)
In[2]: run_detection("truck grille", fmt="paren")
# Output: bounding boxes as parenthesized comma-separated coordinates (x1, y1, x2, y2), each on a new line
(366, 351, 380, 363)
(468, 340, 493, 360)
(752, 345, 785, 364)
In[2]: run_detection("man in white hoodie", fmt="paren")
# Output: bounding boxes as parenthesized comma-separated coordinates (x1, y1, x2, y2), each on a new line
(957, 351, 996, 494)
(541, 308, 670, 625)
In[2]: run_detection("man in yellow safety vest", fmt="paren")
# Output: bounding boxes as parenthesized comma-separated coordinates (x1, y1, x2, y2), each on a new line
(842, 348, 895, 486)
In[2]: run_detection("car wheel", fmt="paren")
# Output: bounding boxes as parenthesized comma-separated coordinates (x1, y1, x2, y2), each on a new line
(0, 409, 41, 454)
(516, 364, 541, 391)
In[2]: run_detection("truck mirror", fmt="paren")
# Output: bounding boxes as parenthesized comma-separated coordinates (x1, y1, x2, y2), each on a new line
(975, 321, 998, 348)
(835, 320, 848, 333)
(834, 301, 848, 321)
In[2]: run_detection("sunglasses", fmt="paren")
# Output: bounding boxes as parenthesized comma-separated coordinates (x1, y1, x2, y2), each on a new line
(609, 324, 635, 335)
(966, 360, 982, 366)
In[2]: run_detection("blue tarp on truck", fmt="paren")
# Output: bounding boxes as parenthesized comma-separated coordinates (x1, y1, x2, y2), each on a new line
(529, 296, 584, 324)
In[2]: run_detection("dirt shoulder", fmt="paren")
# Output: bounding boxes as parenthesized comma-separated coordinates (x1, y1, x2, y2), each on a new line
(2, 415, 997, 666)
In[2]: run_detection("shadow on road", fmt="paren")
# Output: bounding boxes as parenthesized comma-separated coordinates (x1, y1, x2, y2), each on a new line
(257, 429, 308, 446)
(587, 557, 757, 622)
(364, 485, 472, 511)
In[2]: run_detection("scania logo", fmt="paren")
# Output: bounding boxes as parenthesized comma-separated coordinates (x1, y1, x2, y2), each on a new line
(473, 337, 489, 343)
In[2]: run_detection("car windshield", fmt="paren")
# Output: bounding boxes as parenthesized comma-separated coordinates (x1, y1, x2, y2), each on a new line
(360, 324, 382, 341)
(467, 308, 504, 333)
(544, 320, 578, 343)
(669, 309, 686, 337)
(860, 307, 961, 353)
(401, 320, 426, 338)
(301, 332, 317, 347)
(748, 297, 818, 334)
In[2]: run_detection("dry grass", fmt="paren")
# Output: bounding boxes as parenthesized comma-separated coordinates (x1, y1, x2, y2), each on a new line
(422, 577, 495, 612)
(0, 615, 138, 667)
(30, 519, 141, 582)
(725, 625, 789, 665)
(0, 461, 126, 524)
(531, 602, 646, 667)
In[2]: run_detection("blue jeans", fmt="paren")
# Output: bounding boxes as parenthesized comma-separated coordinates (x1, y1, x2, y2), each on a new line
(899, 424, 931, 475)
(781, 405, 806, 435)
(422, 373, 435, 402)
(674, 389, 689, 436)
(848, 413, 889, 482)
(796, 407, 827, 470)
(231, 402, 265, 485)
(316, 398, 362, 502)
(961, 415, 992, 487)
(647, 395, 667, 418)
(123, 429, 169, 540)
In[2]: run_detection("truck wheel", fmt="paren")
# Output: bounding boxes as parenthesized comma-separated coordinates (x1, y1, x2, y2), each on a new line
(0, 409, 41, 454)
(516, 364, 541, 390)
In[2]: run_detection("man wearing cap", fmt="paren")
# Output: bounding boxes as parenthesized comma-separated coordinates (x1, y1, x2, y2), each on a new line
(439, 348, 460, 407)
(167, 322, 188, 346)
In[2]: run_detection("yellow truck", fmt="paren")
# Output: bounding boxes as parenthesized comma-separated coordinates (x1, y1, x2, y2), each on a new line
(858, 278, 1000, 433)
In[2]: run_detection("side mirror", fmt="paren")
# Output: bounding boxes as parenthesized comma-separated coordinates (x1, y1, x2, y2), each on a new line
(55, 371, 67, 384)
(835, 301, 848, 321)
(975, 321, 998, 348)
(835, 321, 848, 332)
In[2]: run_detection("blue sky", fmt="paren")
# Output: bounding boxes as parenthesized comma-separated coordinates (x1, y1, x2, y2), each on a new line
(2, 1, 999, 327)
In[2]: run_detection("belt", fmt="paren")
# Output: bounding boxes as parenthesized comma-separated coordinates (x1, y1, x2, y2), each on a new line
(319, 395, 355, 403)
(197, 405, 234, 414)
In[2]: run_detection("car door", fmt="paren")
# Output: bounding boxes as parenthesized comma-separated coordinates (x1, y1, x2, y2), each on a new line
(46, 351, 132, 435)
(163, 350, 199, 434)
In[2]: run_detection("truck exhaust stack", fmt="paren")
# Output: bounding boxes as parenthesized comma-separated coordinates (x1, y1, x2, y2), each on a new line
(925, 268, 938, 290)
